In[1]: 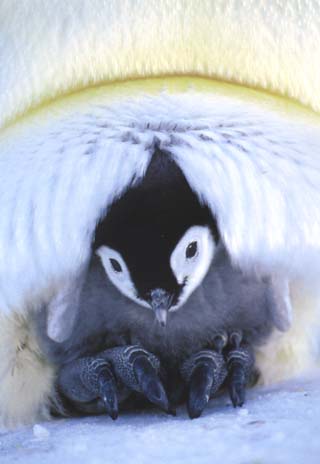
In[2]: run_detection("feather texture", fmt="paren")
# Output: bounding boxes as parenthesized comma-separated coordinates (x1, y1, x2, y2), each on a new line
(0, 91, 320, 314)
(0, 312, 55, 427)
(1, 0, 320, 129)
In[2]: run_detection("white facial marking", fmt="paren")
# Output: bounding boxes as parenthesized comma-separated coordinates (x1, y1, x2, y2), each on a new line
(170, 225, 215, 309)
(96, 245, 149, 308)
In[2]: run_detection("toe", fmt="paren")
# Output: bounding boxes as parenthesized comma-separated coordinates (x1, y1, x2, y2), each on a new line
(58, 356, 119, 419)
(102, 345, 170, 413)
(181, 350, 227, 419)
(98, 368, 119, 420)
(187, 362, 214, 419)
(226, 344, 254, 408)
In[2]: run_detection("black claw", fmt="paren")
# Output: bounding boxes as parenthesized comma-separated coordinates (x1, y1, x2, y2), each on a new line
(80, 358, 119, 418)
(229, 364, 246, 407)
(168, 406, 177, 417)
(102, 346, 170, 414)
(187, 362, 214, 419)
(226, 345, 254, 408)
(229, 384, 245, 408)
(108, 409, 119, 421)
(58, 356, 119, 419)
(133, 356, 170, 413)
(98, 369, 119, 420)
(181, 350, 227, 419)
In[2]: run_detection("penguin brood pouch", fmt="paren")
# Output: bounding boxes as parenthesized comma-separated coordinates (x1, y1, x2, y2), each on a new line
(1, 1, 320, 427)
(39, 149, 293, 419)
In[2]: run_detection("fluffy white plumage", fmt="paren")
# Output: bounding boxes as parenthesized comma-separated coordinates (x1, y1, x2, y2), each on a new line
(2, 0, 320, 129)
(1, 91, 320, 314)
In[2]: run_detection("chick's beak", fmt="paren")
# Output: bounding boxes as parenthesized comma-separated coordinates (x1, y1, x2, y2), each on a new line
(149, 288, 174, 327)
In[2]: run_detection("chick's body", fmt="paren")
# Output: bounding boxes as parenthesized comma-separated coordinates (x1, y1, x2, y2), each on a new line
(38, 149, 286, 418)
(48, 246, 276, 370)
(42, 150, 281, 369)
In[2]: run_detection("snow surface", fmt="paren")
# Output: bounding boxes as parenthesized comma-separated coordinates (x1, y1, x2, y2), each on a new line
(1, 374, 320, 464)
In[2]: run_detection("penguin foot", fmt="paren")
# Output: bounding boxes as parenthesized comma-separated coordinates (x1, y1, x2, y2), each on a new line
(225, 331, 255, 408)
(178, 331, 255, 418)
(102, 345, 170, 413)
(58, 345, 170, 418)
(180, 349, 227, 419)
(58, 356, 119, 420)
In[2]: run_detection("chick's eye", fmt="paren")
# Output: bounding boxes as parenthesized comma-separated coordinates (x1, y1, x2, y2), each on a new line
(110, 258, 122, 273)
(185, 241, 198, 259)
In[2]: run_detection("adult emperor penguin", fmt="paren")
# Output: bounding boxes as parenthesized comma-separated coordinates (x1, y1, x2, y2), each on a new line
(1, 1, 320, 427)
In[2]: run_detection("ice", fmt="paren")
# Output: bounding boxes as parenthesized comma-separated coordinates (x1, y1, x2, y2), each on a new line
(1, 373, 320, 464)
(33, 424, 50, 440)
(237, 408, 249, 417)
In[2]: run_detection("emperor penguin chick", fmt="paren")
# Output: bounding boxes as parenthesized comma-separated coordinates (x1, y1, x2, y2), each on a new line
(46, 149, 290, 419)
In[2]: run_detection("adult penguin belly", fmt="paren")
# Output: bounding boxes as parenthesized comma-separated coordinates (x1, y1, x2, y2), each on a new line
(0, 1, 320, 427)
